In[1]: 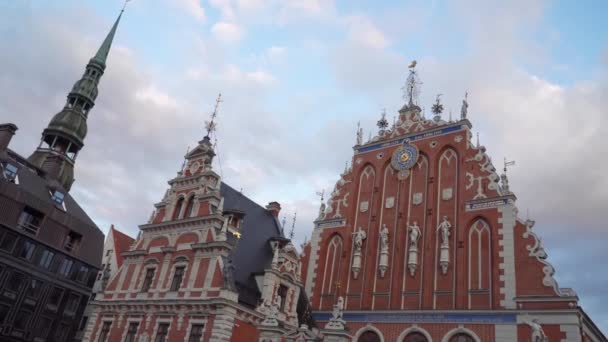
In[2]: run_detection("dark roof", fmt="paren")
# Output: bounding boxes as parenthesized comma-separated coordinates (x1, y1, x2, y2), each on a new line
(220, 182, 283, 308)
(1, 148, 104, 267)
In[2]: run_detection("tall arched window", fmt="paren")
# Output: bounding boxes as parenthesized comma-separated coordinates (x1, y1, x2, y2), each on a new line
(172, 197, 184, 220)
(404, 332, 428, 342)
(321, 235, 343, 295)
(183, 195, 195, 219)
(358, 331, 381, 342)
(449, 333, 475, 342)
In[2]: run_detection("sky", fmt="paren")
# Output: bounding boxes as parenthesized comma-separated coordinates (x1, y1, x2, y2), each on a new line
(1, 0, 607, 333)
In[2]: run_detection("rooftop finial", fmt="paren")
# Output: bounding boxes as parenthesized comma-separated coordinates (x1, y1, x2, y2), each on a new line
(476, 132, 480, 148)
(431, 94, 444, 122)
(502, 158, 515, 194)
(355, 121, 363, 145)
(122, 0, 132, 12)
(289, 212, 297, 239)
(205, 93, 223, 139)
(503, 157, 515, 174)
(461, 91, 469, 120)
(377, 108, 389, 136)
(180, 145, 190, 172)
(403, 60, 422, 106)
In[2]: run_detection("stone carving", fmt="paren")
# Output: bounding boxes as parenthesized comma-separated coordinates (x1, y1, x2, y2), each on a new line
(378, 224, 389, 277)
(359, 201, 369, 213)
(385, 196, 395, 209)
(437, 216, 451, 275)
(412, 192, 423, 205)
(261, 295, 281, 327)
(271, 243, 280, 270)
(407, 221, 421, 276)
(356, 125, 363, 146)
(442, 188, 453, 201)
(351, 228, 367, 279)
(454, 135, 463, 143)
(333, 193, 349, 218)
(222, 256, 236, 291)
(522, 219, 571, 297)
(461, 92, 468, 120)
(466, 172, 487, 200)
(524, 317, 548, 342)
(324, 296, 346, 330)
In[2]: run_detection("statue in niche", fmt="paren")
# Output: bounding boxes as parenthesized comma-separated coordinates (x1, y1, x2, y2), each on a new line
(353, 229, 367, 251)
(332, 296, 344, 320)
(407, 221, 421, 249)
(379, 224, 389, 252)
(437, 216, 451, 246)
(222, 256, 236, 291)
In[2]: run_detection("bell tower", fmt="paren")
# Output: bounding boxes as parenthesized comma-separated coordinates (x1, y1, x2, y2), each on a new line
(28, 10, 124, 190)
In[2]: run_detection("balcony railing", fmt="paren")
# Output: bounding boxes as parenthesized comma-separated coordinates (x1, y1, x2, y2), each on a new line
(17, 222, 39, 235)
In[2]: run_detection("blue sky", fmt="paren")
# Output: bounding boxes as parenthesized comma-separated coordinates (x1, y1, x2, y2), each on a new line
(1, 0, 607, 334)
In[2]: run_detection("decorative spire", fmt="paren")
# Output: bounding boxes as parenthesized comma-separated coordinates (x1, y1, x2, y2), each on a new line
(461, 91, 469, 120)
(402, 61, 422, 107)
(288, 212, 297, 240)
(205, 93, 222, 139)
(476, 132, 480, 148)
(501, 158, 515, 194)
(431, 94, 444, 122)
(377, 108, 389, 136)
(316, 190, 326, 220)
(91, 2, 129, 68)
(355, 121, 363, 146)
(27, 6, 126, 190)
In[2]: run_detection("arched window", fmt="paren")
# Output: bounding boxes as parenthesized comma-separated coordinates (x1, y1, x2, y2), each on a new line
(183, 195, 195, 219)
(449, 333, 475, 342)
(358, 331, 381, 342)
(172, 197, 184, 220)
(404, 332, 429, 342)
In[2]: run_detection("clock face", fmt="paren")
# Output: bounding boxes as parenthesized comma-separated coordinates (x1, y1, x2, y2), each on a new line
(189, 161, 201, 174)
(391, 143, 419, 171)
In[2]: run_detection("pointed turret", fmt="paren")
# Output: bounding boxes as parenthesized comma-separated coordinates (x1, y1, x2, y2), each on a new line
(28, 10, 124, 190)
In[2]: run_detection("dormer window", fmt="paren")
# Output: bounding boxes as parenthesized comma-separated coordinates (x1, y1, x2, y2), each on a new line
(1, 162, 18, 183)
(51, 190, 65, 206)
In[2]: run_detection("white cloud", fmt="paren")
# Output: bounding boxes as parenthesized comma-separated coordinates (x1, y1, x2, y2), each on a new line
(135, 85, 178, 108)
(267, 45, 286, 61)
(211, 21, 243, 43)
(174, 0, 206, 21)
(210, 0, 236, 20)
(344, 15, 389, 49)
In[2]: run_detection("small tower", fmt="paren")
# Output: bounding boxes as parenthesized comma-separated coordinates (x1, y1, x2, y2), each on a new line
(28, 10, 124, 190)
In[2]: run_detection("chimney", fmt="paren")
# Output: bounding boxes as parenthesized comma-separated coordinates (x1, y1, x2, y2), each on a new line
(266, 201, 281, 218)
(0, 124, 18, 150)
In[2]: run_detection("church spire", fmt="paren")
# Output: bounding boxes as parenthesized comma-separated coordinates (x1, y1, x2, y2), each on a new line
(28, 9, 125, 190)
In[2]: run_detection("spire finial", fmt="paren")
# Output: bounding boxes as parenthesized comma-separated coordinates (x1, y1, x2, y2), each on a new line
(377, 108, 389, 135)
(431, 94, 444, 122)
(289, 212, 297, 239)
(205, 93, 222, 139)
(180, 145, 190, 172)
(355, 121, 363, 145)
(122, 0, 132, 12)
(402, 61, 422, 106)
(476, 132, 480, 148)
(92, 3, 128, 67)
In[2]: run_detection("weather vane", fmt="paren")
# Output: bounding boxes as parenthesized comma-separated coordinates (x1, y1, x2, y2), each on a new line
(121, 0, 132, 12)
(205, 93, 222, 139)
(504, 158, 515, 173)
(288, 212, 297, 239)
(403, 60, 422, 106)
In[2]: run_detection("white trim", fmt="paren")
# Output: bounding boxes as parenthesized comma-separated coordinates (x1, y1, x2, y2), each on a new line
(120, 317, 142, 342)
(151, 317, 173, 342)
(441, 326, 481, 342)
(353, 324, 385, 342)
(498, 204, 517, 309)
(92, 318, 114, 342)
(397, 325, 433, 342)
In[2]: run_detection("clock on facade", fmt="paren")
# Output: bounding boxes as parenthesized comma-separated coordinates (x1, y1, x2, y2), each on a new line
(391, 141, 419, 171)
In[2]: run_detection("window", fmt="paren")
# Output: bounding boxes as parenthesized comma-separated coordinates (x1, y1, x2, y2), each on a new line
(17, 207, 44, 235)
(188, 324, 204, 342)
(155, 323, 169, 342)
(19, 240, 36, 261)
(172, 197, 184, 220)
(75, 265, 88, 283)
(98, 321, 111, 342)
(51, 190, 65, 206)
(1, 162, 18, 182)
(46, 287, 64, 312)
(38, 249, 55, 269)
(0, 305, 10, 323)
(0, 231, 17, 252)
(58, 258, 74, 277)
(13, 310, 31, 331)
(358, 331, 381, 342)
(278, 285, 288, 312)
(183, 196, 195, 218)
(448, 333, 476, 342)
(106, 249, 113, 257)
(25, 279, 42, 300)
(79, 316, 89, 331)
(64, 293, 80, 315)
(404, 332, 429, 342)
(34, 316, 53, 340)
(64, 231, 82, 252)
(170, 266, 185, 291)
(141, 268, 155, 292)
(54, 322, 71, 342)
(5, 272, 25, 294)
(125, 322, 139, 342)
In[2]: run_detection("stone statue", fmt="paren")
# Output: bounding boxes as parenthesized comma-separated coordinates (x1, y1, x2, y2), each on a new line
(332, 296, 344, 320)
(526, 318, 548, 342)
(356, 125, 363, 145)
(407, 221, 421, 249)
(461, 92, 468, 120)
(379, 224, 389, 252)
(222, 256, 236, 291)
(437, 216, 451, 246)
(353, 229, 367, 251)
